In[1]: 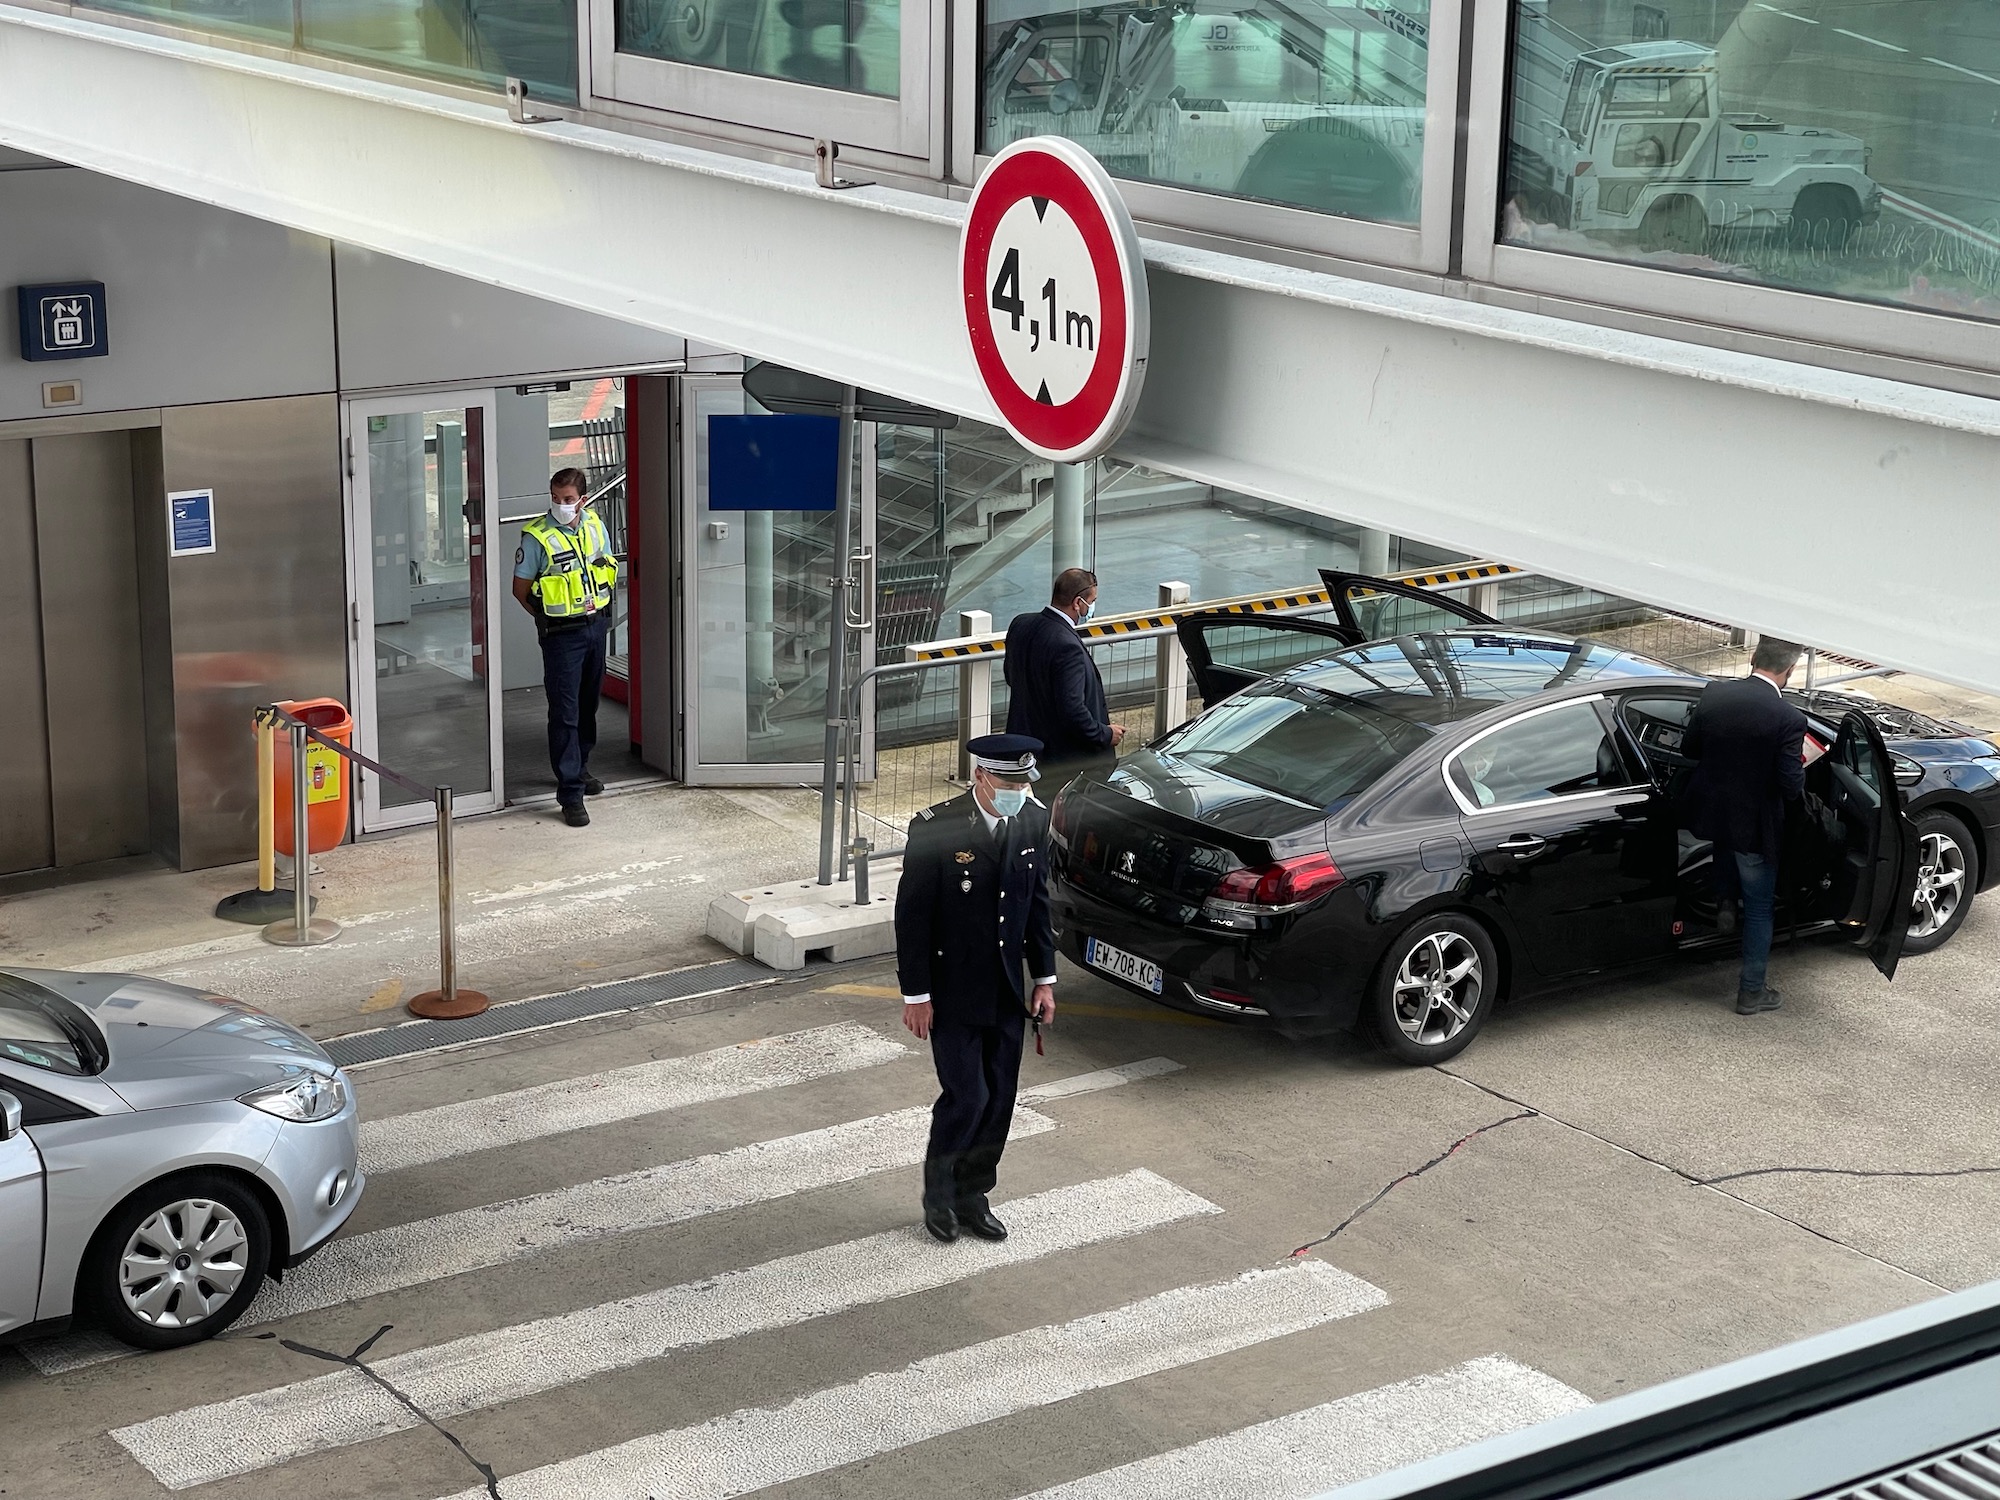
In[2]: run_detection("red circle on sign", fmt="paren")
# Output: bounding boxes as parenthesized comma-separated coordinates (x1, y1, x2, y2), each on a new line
(961, 139, 1148, 462)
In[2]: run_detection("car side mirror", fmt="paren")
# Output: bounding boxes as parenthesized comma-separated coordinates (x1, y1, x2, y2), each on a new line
(1892, 755, 1925, 789)
(0, 1091, 20, 1141)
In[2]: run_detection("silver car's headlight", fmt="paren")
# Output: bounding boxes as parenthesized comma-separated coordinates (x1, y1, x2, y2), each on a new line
(240, 1070, 348, 1122)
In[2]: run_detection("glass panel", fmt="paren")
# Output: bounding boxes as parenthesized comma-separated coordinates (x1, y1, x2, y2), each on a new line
(367, 406, 493, 808)
(1499, 1, 2000, 322)
(1346, 585, 1473, 640)
(80, 1, 580, 105)
(981, 0, 1430, 223)
(1196, 622, 1343, 679)
(617, 0, 900, 97)
(1165, 684, 1433, 808)
(1452, 701, 1615, 808)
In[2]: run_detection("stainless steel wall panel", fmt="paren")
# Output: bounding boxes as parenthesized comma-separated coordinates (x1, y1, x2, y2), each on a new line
(129, 428, 180, 865)
(31, 430, 150, 866)
(160, 395, 345, 870)
(0, 439, 53, 875)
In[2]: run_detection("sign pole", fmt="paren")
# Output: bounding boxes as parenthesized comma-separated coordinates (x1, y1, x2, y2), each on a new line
(817, 385, 859, 886)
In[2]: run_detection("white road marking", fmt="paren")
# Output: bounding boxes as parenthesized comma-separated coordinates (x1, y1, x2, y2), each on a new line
(433, 1260, 1389, 1500)
(471, 859, 680, 904)
(1926, 56, 2000, 87)
(114, 1170, 1220, 1490)
(1019, 1355, 1591, 1500)
(357, 1022, 907, 1173)
(1020, 1056, 1182, 1101)
(23, 1056, 1179, 1375)
(1834, 26, 1906, 52)
(1754, 3, 1818, 20)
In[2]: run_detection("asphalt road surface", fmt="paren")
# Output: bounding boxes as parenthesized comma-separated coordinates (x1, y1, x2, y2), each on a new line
(4, 897, 1993, 1500)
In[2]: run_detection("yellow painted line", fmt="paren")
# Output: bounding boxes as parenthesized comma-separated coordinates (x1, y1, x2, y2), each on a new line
(820, 982, 904, 998)
(361, 978, 406, 1014)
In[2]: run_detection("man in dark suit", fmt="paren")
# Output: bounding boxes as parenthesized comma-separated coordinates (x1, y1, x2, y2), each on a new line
(1004, 568, 1126, 805)
(895, 733, 1058, 1244)
(1683, 637, 1811, 1015)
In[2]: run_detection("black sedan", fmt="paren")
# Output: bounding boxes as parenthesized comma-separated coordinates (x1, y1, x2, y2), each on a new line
(1049, 573, 2000, 1063)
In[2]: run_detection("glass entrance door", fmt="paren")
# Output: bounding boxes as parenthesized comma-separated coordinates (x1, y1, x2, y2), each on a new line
(680, 376, 875, 784)
(346, 392, 504, 829)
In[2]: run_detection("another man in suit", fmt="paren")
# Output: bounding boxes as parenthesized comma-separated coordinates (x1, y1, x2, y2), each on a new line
(895, 733, 1058, 1244)
(1004, 568, 1126, 805)
(1683, 637, 1811, 1015)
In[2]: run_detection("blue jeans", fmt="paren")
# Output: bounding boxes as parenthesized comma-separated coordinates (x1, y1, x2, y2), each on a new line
(541, 614, 607, 807)
(1727, 850, 1779, 992)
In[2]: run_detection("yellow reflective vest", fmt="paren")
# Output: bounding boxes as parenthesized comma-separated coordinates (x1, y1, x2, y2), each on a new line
(523, 510, 618, 619)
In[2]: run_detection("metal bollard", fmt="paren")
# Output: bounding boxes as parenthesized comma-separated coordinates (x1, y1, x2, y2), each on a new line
(850, 837, 874, 905)
(262, 722, 340, 947)
(1154, 581, 1190, 732)
(955, 609, 993, 783)
(408, 786, 491, 1018)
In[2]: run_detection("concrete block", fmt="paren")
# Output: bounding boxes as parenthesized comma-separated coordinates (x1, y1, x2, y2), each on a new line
(708, 865, 902, 969)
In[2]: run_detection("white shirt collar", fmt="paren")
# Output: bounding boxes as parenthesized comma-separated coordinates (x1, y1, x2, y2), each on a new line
(1044, 603, 1081, 631)
(1751, 671, 1785, 695)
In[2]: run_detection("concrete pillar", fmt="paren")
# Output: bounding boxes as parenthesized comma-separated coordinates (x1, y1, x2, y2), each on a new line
(1154, 580, 1191, 732)
(1358, 527, 1392, 576)
(956, 609, 993, 781)
(1052, 462, 1088, 580)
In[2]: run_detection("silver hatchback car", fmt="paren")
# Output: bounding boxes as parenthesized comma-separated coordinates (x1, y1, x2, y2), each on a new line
(0, 967, 362, 1350)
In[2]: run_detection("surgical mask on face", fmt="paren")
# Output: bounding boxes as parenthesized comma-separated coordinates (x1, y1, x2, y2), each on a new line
(990, 786, 1029, 817)
(552, 502, 581, 526)
(1077, 599, 1097, 625)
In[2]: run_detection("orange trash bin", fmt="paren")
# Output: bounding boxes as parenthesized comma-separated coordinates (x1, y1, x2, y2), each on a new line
(272, 698, 353, 857)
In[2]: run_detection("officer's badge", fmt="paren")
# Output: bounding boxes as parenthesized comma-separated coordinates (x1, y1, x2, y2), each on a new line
(954, 850, 975, 864)
(960, 878, 973, 893)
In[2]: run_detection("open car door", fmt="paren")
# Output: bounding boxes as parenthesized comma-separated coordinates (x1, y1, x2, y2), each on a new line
(1319, 570, 1500, 642)
(1829, 708, 1921, 979)
(1174, 612, 1356, 705)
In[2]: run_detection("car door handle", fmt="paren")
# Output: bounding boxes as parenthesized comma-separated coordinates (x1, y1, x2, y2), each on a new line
(1497, 834, 1547, 859)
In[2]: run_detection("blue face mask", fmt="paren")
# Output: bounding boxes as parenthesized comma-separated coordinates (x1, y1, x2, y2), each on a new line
(1078, 599, 1097, 624)
(990, 786, 1029, 817)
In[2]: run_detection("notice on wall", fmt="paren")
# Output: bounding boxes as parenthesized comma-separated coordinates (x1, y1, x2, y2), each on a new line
(167, 489, 217, 557)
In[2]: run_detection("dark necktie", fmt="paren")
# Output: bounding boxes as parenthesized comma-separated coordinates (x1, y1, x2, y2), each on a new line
(992, 816, 1009, 853)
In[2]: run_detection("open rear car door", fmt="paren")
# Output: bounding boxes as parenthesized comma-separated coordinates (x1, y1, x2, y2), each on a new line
(1318, 570, 1501, 641)
(1829, 708, 1921, 980)
(1174, 613, 1357, 705)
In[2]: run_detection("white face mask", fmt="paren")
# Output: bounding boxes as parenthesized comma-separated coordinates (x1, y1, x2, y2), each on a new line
(1077, 598, 1097, 624)
(551, 501, 581, 526)
(990, 786, 1029, 817)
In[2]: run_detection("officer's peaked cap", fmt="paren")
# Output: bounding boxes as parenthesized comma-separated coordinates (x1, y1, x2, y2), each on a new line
(968, 733, 1041, 781)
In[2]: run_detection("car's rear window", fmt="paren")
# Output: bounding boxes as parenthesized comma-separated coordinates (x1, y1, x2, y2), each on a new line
(0, 974, 107, 1077)
(1164, 683, 1434, 808)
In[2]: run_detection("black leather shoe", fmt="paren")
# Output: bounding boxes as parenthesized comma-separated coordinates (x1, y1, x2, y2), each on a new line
(1735, 984, 1782, 1015)
(957, 1205, 1008, 1241)
(923, 1206, 959, 1243)
(562, 804, 591, 828)
(583, 775, 605, 796)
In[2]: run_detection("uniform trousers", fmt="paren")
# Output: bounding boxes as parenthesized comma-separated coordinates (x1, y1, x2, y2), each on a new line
(540, 613, 607, 807)
(923, 1008, 1026, 1213)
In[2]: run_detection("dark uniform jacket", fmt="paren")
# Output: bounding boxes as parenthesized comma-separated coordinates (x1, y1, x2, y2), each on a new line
(1003, 609, 1112, 770)
(1682, 675, 1808, 865)
(895, 792, 1057, 1028)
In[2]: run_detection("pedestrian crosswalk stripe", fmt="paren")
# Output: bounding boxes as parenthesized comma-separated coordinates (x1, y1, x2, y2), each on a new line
(1017, 1355, 1591, 1500)
(21, 1056, 1183, 1376)
(431, 1260, 1390, 1500)
(357, 1022, 908, 1174)
(113, 1169, 1221, 1491)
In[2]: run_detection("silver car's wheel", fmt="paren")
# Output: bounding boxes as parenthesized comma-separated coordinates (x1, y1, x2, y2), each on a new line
(1905, 811, 1978, 955)
(1371, 914, 1499, 1064)
(118, 1199, 252, 1329)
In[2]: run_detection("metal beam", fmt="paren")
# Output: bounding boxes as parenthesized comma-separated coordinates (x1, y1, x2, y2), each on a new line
(6, 8, 2000, 690)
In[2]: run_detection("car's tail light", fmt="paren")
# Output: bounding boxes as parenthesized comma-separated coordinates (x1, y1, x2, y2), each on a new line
(1201, 853, 1343, 928)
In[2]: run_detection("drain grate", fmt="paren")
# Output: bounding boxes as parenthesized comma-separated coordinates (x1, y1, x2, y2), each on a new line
(1814, 1430, 2000, 1499)
(322, 957, 816, 1069)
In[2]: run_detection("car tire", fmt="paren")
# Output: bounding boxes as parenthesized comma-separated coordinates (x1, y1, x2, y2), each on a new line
(1639, 196, 1707, 255)
(1369, 913, 1500, 1065)
(84, 1172, 272, 1350)
(1905, 809, 1979, 956)
(1788, 184, 1862, 249)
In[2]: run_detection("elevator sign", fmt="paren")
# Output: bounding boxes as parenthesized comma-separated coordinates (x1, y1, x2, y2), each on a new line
(17, 281, 109, 362)
(960, 139, 1149, 463)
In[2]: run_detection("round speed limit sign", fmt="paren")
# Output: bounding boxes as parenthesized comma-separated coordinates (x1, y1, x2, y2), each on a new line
(960, 138, 1150, 463)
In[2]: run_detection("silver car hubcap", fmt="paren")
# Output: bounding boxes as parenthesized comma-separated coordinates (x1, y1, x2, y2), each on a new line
(119, 1199, 250, 1329)
(1910, 831, 1967, 940)
(1393, 931, 1483, 1047)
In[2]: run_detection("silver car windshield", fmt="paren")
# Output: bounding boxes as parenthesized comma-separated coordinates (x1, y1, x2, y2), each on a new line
(0, 973, 109, 1077)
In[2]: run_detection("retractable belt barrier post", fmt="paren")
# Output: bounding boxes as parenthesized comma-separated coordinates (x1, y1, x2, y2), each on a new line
(215, 710, 303, 923)
(251, 704, 489, 1019)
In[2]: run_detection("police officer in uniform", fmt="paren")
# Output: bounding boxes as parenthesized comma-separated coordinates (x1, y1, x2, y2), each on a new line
(512, 468, 619, 827)
(896, 733, 1058, 1243)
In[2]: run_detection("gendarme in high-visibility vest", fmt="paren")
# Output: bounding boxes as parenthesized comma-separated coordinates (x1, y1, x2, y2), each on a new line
(524, 509, 618, 619)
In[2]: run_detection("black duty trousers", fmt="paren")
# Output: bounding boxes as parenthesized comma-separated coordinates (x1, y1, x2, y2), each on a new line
(540, 613, 607, 807)
(923, 1010, 1026, 1213)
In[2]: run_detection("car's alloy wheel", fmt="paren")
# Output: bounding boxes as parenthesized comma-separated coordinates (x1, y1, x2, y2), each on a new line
(86, 1171, 271, 1350)
(118, 1199, 252, 1330)
(1371, 914, 1500, 1065)
(1905, 811, 1977, 955)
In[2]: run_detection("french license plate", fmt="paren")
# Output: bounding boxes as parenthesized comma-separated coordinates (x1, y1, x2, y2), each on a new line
(1085, 937, 1164, 995)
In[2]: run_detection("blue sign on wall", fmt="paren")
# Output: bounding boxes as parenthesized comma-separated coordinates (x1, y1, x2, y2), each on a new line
(17, 281, 109, 362)
(168, 489, 217, 558)
(707, 415, 839, 511)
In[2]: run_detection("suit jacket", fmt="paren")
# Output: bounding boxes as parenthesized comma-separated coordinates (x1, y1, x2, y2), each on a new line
(894, 793, 1056, 1028)
(1682, 675, 1807, 864)
(1003, 608, 1112, 769)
